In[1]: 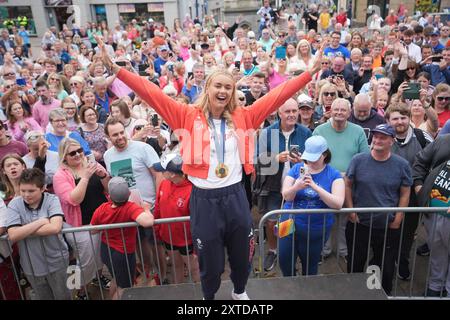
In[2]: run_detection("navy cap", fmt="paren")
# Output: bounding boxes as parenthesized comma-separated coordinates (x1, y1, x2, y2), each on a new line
(371, 124, 395, 137)
(153, 153, 183, 174)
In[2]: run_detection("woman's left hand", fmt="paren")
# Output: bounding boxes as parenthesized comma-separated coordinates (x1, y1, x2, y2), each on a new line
(94, 163, 108, 178)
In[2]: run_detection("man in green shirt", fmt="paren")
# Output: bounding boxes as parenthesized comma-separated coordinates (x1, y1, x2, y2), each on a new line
(313, 98, 369, 260)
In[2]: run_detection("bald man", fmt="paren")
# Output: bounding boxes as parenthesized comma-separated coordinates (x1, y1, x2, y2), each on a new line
(256, 98, 312, 272)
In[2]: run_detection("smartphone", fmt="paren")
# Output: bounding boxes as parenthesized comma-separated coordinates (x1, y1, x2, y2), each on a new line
(234, 61, 241, 69)
(138, 64, 148, 76)
(289, 144, 300, 158)
(191, 43, 196, 50)
(275, 46, 287, 60)
(432, 55, 443, 63)
(151, 114, 159, 127)
(167, 63, 174, 73)
(187, 71, 193, 79)
(16, 78, 26, 86)
(403, 82, 421, 100)
(116, 61, 127, 67)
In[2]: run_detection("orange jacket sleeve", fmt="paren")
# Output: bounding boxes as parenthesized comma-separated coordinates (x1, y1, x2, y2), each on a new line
(117, 68, 189, 130)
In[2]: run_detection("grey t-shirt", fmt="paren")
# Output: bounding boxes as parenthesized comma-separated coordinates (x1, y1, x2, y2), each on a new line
(346, 152, 413, 229)
(104, 141, 160, 204)
(6, 193, 69, 276)
(0, 198, 10, 263)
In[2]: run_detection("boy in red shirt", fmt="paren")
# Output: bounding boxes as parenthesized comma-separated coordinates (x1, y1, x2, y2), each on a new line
(153, 153, 200, 284)
(90, 177, 154, 300)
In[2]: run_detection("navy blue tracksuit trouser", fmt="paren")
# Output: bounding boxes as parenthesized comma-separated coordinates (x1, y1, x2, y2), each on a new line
(190, 182, 254, 300)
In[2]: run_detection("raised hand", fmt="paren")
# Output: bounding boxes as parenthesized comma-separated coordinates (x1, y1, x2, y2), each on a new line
(93, 34, 120, 74)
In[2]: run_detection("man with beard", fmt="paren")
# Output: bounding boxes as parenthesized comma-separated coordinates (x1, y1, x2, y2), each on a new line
(385, 103, 431, 281)
(348, 93, 385, 143)
(402, 29, 422, 63)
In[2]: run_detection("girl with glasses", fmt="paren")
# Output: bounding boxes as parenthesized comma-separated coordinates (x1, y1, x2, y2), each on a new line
(431, 83, 450, 128)
(316, 82, 338, 124)
(6, 101, 42, 143)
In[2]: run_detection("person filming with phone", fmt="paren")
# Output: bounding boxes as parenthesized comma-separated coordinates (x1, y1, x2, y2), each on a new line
(256, 98, 311, 272)
(280, 135, 345, 276)
(181, 63, 205, 103)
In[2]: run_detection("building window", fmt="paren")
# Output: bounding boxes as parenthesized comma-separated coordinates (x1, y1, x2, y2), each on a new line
(94, 5, 107, 25)
(118, 3, 165, 24)
(0, 6, 36, 35)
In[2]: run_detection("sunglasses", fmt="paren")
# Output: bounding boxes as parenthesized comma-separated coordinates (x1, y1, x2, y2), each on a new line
(407, 67, 416, 71)
(3, 72, 15, 77)
(27, 134, 43, 142)
(50, 77, 60, 81)
(238, 97, 245, 101)
(436, 96, 450, 101)
(323, 92, 336, 97)
(134, 125, 144, 131)
(321, 62, 329, 65)
(67, 148, 84, 157)
(278, 34, 286, 37)
(70, 82, 80, 87)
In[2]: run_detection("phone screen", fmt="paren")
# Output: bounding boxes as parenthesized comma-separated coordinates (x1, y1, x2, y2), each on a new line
(16, 78, 26, 86)
(289, 144, 300, 158)
(234, 61, 241, 69)
(187, 72, 193, 79)
(275, 46, 287, 60)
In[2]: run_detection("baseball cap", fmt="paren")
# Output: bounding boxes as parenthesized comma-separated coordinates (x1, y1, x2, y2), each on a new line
(301, 136, 328, 162)
(247, 31, 256, 39)
(297, 93, 313, 108)
(148, 18, 154, 23)
(431, 30, 440, 36)
(108, 177, 130, 203)
(159, 45, 169, 51)
(371, 124, 395, 137)
(153, 153, 183, 174)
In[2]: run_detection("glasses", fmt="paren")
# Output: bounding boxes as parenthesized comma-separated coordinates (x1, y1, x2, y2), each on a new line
(64, 107, 77, 111)
(321, 62, 329, 65)
(3, 72, 15, 77)
(70, 82, 80, 87)
(407, 67, 416, 71)
(436, 96, 450, 101)
(238, 97, 245, 101)
(27, 134, 43, 142)
(50, 77, 60, 81)
(229, 46, 235, 49)
(134, 125, 144, 131)
(323, 92, 336, 97)
(278, 34, 286, 37)
(51, 118, 67, 123)
(67, 148, 84, 157)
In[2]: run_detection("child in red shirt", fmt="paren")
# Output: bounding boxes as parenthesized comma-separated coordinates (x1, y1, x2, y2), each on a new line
(90, 177, 154, 300)
(153, 153, 200, 284)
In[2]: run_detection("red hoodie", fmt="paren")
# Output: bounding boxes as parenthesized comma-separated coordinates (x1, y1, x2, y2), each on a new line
(153, 179, 192, 247)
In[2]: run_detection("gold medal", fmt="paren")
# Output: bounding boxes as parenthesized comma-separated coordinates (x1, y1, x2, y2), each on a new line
(215, 163, 229, 178)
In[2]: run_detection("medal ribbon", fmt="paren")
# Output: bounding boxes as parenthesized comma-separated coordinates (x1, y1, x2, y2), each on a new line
(209, 117, 226, 166)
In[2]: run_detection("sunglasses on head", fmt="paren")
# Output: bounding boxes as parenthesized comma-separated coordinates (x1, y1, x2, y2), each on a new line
(67, 148, 84, 157)
(323, 92, 336, 97)
(437, 96, 450, 101)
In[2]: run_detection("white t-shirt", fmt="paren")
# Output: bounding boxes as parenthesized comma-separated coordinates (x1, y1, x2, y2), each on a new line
(281, 129, 294, 181)
(104, 140, 160, 204)
(22, 151, 60, 186)
(189, 119, 242, 189)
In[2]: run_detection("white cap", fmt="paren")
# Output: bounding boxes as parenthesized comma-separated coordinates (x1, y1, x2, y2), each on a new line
(148, 18, 154, 23)
(247, 31, 256, 39)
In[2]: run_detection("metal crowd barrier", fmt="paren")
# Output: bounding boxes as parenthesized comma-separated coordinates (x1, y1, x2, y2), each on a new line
(0, 217, 191, 300)
(258, 207, 450, 299)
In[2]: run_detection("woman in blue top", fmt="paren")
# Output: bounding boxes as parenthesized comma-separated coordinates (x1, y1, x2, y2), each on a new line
(280, 135, 345, 276)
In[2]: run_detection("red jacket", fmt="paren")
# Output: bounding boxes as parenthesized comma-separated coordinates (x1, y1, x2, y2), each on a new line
(117, 68, 312, 178)
(153, 179, 192, 247)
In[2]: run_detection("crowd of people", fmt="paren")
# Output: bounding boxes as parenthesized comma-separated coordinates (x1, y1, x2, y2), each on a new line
(0, 0, 450, 300)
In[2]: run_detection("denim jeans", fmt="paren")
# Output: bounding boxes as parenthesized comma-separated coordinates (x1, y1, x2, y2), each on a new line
(279, 223, 330, 276)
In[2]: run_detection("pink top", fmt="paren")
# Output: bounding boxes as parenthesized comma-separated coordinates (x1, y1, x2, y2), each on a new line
(269, 70, 289, 90)
(180, 46, 190, 61)
(109, 78, 133, 98)
(32, 98, 61, 129)
(53, 165, 82, 227)
(7, 117, 43, 143)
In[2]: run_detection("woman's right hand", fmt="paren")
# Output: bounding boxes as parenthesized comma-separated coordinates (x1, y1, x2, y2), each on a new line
(293, 176, 308, 190)
(79, 162, 97, 180)
(397, 81, 409, 97)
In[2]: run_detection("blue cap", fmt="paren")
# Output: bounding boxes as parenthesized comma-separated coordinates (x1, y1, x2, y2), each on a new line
(431, 30, 440, 36)
(371, 124, 395, 137)
(301, 136, 328, 162)
(159, 45, 169, 51)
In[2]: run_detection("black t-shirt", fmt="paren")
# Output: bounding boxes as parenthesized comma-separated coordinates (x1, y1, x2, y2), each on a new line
(75, 174, 108, 225)
(245, 91, 265, 106)
(303, 11, 319, 31)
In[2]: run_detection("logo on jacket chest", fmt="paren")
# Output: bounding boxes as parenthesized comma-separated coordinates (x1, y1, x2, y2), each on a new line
(177, 197, 185, 208)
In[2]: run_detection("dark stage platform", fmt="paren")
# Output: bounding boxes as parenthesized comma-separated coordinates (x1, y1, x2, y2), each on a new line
(122, 273, 388, 300)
